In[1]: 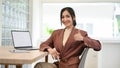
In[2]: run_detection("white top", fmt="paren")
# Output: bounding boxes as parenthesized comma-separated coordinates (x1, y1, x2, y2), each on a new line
(63, 28, 72, 46)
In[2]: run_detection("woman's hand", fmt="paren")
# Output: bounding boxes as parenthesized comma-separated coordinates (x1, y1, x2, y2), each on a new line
(74, 30, 83, 41)
(47, 48, 60, 60)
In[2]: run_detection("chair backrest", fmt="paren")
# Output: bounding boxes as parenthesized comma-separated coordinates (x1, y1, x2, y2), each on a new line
(78, 47, 89, 68)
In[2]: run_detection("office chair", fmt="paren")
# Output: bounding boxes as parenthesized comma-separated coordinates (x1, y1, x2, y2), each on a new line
(78, 47, 89, 68)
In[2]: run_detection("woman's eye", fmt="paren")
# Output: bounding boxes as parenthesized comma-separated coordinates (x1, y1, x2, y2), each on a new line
(62, 16, 64, 18)
(62, 15, 70, 19)
(66, 15, 70, 18)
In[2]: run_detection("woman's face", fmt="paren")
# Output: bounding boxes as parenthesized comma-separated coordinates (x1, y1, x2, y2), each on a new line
(61, 10, 73, 28)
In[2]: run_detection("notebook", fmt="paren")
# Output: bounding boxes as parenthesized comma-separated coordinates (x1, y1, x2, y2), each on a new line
(11, 30, 39, 50)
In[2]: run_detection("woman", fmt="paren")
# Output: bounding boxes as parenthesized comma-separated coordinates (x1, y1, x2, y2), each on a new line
(39, 7, 101, 68)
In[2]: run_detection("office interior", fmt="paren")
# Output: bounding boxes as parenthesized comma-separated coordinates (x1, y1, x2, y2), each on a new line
(0, 0, 120, 68)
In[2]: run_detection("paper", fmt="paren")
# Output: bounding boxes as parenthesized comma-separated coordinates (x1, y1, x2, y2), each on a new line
(9, 50, 29, 53)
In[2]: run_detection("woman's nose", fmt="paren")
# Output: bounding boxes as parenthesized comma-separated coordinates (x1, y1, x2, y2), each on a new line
(63, 17, 67, 21)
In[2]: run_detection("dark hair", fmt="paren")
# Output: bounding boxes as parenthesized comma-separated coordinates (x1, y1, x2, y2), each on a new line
(60, 7, 76, 26)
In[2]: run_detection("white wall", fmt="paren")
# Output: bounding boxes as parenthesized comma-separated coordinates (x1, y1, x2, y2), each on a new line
(32, 0, 42, 48)
(99, 39, 120, 68)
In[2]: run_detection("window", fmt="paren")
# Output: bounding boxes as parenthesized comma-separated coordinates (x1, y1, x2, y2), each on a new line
(42, 3, 120, 39)
(2, 0, 30, 46)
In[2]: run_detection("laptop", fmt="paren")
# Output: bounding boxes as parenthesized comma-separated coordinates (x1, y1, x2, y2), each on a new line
(11, 30, 39, 50)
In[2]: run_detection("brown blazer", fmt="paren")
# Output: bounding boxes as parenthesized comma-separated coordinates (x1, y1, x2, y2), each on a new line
(40, 27, 101, 68)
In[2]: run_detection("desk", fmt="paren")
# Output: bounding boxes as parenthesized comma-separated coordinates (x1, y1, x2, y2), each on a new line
(0, 46, 48, 68)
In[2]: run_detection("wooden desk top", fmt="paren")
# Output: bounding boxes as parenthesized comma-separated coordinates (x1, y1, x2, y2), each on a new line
(0, 46, 48, 64)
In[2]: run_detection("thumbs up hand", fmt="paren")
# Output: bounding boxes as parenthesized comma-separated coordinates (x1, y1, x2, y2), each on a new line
(74, 30, 84, 41)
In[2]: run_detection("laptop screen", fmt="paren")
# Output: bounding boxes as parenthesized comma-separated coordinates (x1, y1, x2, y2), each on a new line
(11, 31, 32, 48)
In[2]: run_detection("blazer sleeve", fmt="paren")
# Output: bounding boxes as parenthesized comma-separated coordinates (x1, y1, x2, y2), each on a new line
(83, 33, 101, 51)
(40, 31, 56, 51)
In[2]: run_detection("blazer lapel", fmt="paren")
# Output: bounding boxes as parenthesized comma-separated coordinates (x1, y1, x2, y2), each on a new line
(58, 29, 65, 52)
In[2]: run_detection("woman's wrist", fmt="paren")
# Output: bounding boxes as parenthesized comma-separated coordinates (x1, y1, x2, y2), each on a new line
(47, 48, 52, 52)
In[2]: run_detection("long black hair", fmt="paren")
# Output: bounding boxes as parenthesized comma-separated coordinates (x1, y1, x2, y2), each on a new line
(60, 7, 77, 26)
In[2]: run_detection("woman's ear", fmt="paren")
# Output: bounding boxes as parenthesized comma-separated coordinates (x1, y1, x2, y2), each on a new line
(73, 17, 76, 20)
